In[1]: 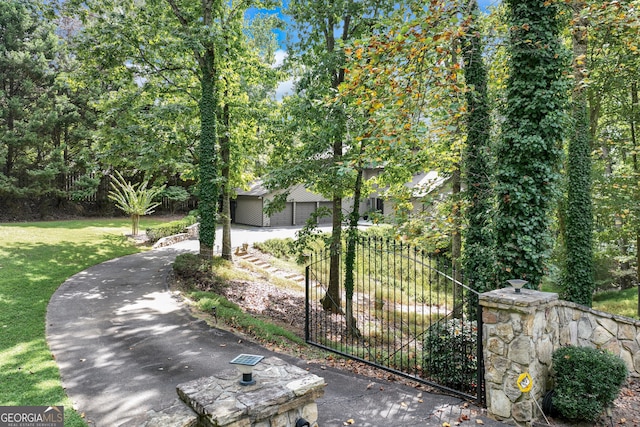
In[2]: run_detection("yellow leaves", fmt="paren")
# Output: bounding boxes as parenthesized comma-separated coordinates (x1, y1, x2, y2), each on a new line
(369, 101, 384, 113)
(355, 48, 363, 60)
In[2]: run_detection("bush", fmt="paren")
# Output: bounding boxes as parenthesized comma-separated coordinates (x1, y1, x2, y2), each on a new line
(551, 346, 627, 422)
(146, 212, 198, 242)
(254, 238, 296, 260)
(162, 186, 191, 214)
(173, 253, 208, 279)
(423, 318, 478, 391)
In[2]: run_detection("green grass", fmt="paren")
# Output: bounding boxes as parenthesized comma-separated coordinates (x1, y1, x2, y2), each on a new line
(542, 282, 639, 319)
(0, 217, 171, 426)
(593, 287, 640, 319)
(187, 291, 304, 346)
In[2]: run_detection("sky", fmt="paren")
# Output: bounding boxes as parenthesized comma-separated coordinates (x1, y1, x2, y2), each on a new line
(263, 0, 501, 99)
(249, 0, 500, 50)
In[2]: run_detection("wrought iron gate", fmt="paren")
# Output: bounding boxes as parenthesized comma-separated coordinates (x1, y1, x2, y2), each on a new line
(305, 236, 485, 404)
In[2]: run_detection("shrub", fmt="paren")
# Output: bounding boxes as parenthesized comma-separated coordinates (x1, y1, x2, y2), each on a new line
(173, 253, 208, 279)
(423, 318, 478, 391)
(162, 186, 191, 214)
(146, 212, 198, 242)
(551, 346, 627, 422)
(254, 238, 296, 260)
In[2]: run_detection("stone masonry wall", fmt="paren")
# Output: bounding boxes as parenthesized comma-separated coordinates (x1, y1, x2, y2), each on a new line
(480, 288, 640, 426)
(554, 300, 640, 376)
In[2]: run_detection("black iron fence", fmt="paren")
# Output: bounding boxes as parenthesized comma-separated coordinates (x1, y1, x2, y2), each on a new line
(305, 236, 484, 404)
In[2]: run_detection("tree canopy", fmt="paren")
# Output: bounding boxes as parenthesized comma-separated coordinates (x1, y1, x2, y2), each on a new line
(2, 0, 640, 310)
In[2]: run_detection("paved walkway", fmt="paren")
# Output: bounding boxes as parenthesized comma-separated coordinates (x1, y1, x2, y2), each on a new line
(46, 241, 506, 427)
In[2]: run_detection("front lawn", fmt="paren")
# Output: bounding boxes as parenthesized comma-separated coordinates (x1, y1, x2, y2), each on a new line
(0, 217, 170, 426)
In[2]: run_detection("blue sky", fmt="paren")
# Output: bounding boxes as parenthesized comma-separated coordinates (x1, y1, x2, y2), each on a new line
(249, 0, 500, 49)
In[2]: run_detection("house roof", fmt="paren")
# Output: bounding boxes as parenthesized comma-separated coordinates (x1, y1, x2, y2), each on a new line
(236, 180, 270, 197)
(410, 171, 448, 197)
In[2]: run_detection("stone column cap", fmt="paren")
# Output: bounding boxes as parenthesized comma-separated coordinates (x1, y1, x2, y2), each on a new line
(480, 288, 558, 309)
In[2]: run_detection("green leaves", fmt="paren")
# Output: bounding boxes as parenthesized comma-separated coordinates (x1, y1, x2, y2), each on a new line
(494, 0, 569, 289)
(551, 346, 627, 422)
(107, 170, 165, 235)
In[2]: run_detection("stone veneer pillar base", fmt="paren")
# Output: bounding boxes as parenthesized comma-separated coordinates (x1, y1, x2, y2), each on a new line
(480, 288, 558, 426)
(176, 356, 325, 427)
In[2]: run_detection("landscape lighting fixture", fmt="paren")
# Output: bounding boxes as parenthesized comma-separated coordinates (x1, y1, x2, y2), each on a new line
(230, 354, 264, 386)
(507, 279, 528, 294)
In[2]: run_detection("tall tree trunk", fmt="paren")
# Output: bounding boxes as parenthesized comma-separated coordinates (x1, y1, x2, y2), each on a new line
(494, 0, 566, 289)
(631, 82, 639, 315)
(167, 0, 220, 260)
(461, 0, 493, 320)
(320, 13, 351, 314)
(449, 37, 462, 317)
(322, 194, 344, 314)
(344, 145, 366, 337)
(221, 92, 232, 261)
(562, 0, 594, 306)
(197, 49, 219, 260)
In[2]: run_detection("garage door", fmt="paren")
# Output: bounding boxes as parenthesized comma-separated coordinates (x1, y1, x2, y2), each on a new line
(295, 202, 317, 225)
(269, 202, 293, 226)
(317, 202, 333, 224)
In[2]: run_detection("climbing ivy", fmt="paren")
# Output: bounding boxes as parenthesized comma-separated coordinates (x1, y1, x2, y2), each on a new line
(561, 1, 594, 306)
(494, 0, 569, 289)
(461, 0, 495, 299)
(198, 51, 219, 259)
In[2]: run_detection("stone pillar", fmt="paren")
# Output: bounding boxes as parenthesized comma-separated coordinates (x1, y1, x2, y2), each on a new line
(177, 356, 325, 427)
(480, 289, 558, 426)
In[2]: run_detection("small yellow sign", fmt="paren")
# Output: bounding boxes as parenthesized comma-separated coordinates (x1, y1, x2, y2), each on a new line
(517, 372, 533, 393)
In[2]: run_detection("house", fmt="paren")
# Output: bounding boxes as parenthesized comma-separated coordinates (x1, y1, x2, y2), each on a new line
(233, 180, 334, 227)
(234, 171, 448, 227)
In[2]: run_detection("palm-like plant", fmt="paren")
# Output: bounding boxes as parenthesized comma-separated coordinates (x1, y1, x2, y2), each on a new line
(108, 171, 166, 236)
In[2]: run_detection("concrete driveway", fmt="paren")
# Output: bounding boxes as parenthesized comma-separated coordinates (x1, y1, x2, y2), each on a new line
(169, 224, 333, 252)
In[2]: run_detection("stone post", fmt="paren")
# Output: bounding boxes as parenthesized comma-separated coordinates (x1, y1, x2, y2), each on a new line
(177, 356, 325, 427)
(480, 289, 558, 426)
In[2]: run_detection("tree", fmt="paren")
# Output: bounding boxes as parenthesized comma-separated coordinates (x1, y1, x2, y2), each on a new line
(461, 0, 494, 303)
(108, 170, 165, 235)
(0, 0, 82, 213)
(69, 0, 279, 260)
(493, 0, 569, 289)
(269, 0, 396, 315)
(582, 0, 640, 313)
(165, 0, 221, 260)
(561, 0, 595, 306)
(218, 12, 281, 261)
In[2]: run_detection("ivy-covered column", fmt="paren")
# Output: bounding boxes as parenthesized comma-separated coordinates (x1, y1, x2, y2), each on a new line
(493, 0, 569, 288)
(197, 49, 219, 260)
